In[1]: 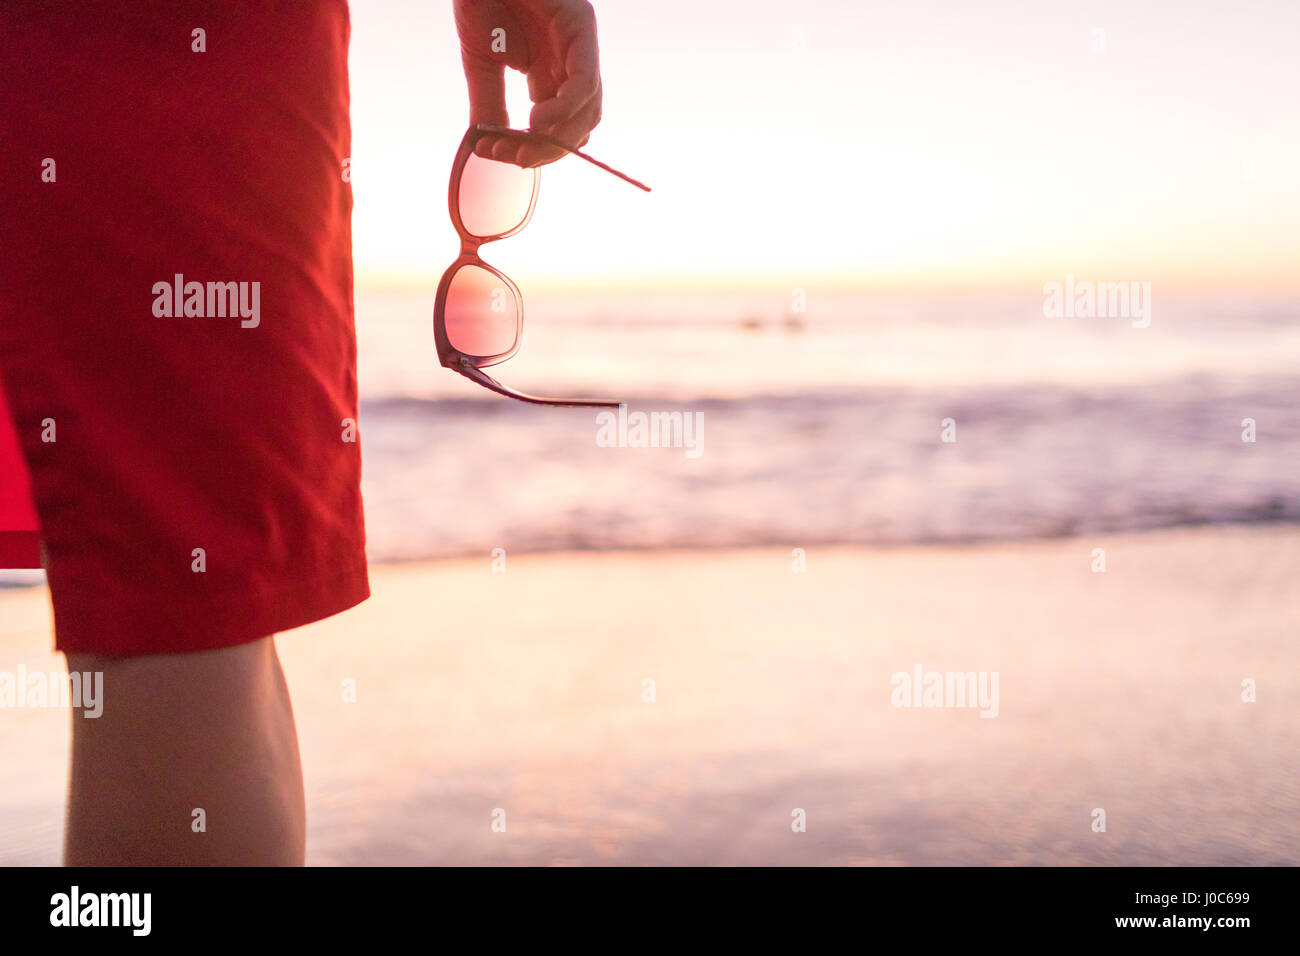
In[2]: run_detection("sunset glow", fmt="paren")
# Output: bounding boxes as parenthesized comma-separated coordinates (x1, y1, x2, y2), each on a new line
(348, 0, 1300, 292)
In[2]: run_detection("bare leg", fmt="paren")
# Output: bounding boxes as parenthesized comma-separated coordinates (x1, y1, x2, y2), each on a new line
(63, 635, 305, 866)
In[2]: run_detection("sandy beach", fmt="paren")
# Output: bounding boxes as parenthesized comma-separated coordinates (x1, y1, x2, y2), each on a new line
(1, 524, 1297, 866)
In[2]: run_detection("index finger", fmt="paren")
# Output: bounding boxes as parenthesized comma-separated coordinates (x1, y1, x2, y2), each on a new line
(529, 10, 600, 135)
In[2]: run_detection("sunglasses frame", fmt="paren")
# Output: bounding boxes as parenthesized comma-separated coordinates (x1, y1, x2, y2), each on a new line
(433, 124, 648, 408)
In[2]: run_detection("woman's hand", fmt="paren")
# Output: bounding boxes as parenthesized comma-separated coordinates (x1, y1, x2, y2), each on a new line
(453, 0, 603, 167)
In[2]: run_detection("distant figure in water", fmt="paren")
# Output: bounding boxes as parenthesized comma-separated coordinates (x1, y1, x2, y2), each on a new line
(0, 0, 605, 865)
(738, 313, 804, 332)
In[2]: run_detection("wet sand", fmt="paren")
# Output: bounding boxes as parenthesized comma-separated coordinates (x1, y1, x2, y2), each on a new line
(1, 525, 1297, 865)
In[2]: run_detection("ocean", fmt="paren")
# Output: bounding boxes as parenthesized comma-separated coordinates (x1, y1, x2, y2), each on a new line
(355, 287, 1300, 562)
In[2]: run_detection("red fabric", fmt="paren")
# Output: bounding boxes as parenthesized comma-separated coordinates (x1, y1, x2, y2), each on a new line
(0, 445, 40, 570)
(0, 380, 41, 568)
(0, 1, 369, 654)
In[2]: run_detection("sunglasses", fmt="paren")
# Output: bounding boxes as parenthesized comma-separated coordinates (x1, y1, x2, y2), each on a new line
(433, 124, 651, 407)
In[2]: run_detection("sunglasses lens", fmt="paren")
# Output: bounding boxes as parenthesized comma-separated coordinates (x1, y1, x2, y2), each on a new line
(444, 264, 519, 358)
(458, 151, 538, 239)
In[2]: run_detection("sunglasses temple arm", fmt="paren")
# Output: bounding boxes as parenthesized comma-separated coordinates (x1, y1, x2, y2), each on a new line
(454, 359, 621, 409)
(478, 125, 651, 192)
(564, 146, 652, 192)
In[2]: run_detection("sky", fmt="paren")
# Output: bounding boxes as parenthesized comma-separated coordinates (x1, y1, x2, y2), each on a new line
(346, 0, 1300, 293)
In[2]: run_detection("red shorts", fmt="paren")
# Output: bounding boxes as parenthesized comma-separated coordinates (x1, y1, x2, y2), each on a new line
(0, 2, 369, 655)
